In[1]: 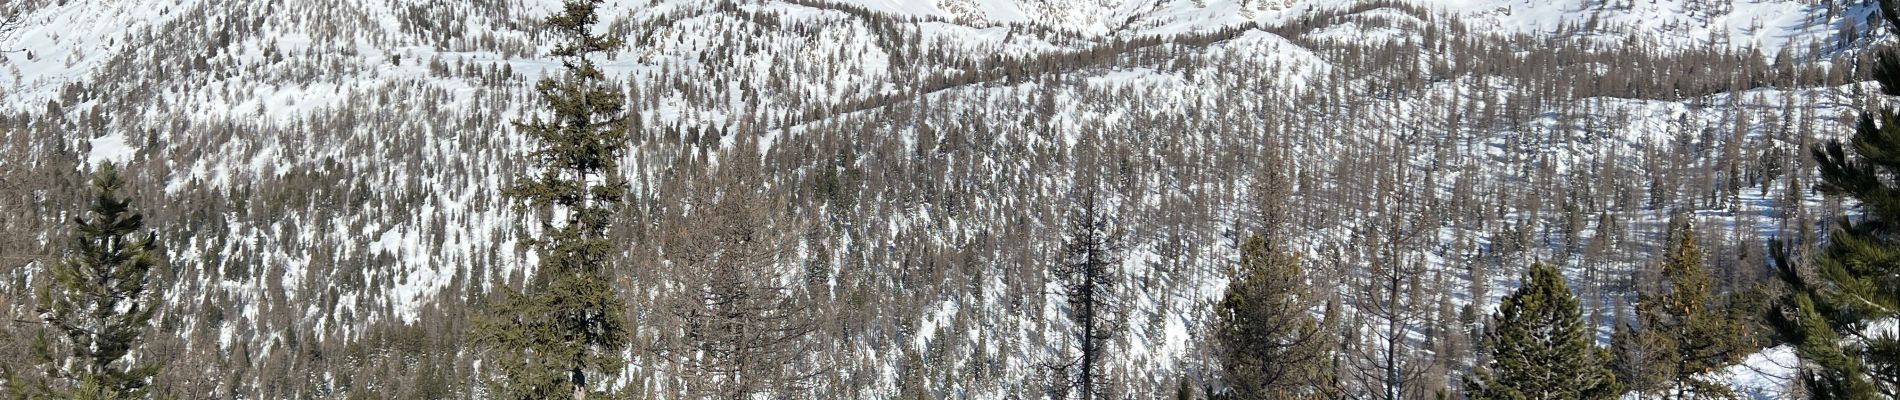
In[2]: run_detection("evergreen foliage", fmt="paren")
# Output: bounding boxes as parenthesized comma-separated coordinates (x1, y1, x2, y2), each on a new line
(1213, 234, 1331, 399)
(475, 1, 632, 399)
(33, 164, 165, 399)
(1768, 0, 1900, 397)
(1464, 263, 1619, 400)
(1623, 221, 1745, 399)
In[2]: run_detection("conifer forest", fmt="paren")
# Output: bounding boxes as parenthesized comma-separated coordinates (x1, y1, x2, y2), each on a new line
(2, 0, 1899, 398)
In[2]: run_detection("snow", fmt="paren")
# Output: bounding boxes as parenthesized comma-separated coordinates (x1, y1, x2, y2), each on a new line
(1427, 0, 1876, 55)
(1, 0, 206, 105)
(86, 133, 135, 165)
(845, 0, 950, 17)
(967, 0, 1031, 23)
(1721, 345, 1800, 400)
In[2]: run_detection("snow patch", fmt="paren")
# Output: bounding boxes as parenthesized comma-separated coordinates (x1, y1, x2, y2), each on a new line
(87, 134, 135, 165)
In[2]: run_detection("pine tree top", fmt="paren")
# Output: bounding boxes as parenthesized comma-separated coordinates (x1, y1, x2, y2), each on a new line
(35, 163, 164, 399)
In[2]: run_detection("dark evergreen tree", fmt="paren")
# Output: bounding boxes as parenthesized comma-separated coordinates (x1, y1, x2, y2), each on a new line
(476, 1, 632, 399)
(32, 164, 165, 400)
(1055, 189, 1120, 400)
(1465, 263, 1619, 400)
(1624, 221, 1745, 399)
(1213, 234, 1331, 399)
(1769, 0, 1900, 397)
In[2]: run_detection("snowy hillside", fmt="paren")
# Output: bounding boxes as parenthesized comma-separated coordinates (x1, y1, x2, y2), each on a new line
(0, 0, 1882, 398)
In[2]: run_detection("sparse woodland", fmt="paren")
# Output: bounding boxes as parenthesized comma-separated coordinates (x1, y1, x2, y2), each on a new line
(0, 0, 1893, 398)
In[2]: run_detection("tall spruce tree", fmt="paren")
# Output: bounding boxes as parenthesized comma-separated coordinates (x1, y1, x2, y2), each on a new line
(1465, 263, 1619, 400)
(1768, 0, 1900, 397)
(33, 164, 164, 399)
(476, 1, 632, 399)
(1625, 221, 1744, 399)
(1213, 234, 1331, 399)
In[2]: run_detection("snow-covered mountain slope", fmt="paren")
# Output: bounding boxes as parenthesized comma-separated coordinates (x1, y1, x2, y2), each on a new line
(2, 0, 1871, 107)
(1440, 0, 1873, 52)
(0, 0, 1878, 398)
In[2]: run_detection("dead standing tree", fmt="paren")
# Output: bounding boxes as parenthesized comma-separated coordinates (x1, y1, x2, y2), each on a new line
(1049, 184, 1124, 400)
(1341, 136, 1447, 400)
(660, 138, 822, 399)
